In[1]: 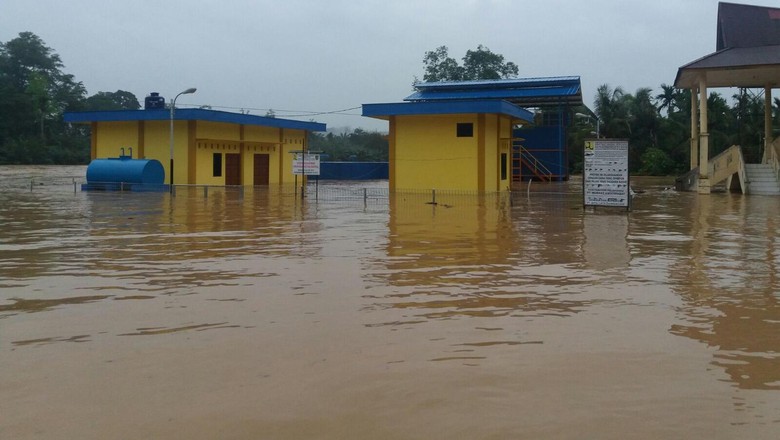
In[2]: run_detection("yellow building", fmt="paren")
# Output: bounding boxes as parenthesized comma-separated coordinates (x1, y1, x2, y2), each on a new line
(362, 99, 534, 193)
(64, 108, 326, 186)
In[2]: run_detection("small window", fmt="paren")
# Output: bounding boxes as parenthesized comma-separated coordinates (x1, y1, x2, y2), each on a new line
(213, 153, 222, 177)
(501, 153, 508, 180)
(456, 123, 473, 137)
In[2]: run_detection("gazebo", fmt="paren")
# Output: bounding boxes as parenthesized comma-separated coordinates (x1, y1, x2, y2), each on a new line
(674, 2, 780, 194)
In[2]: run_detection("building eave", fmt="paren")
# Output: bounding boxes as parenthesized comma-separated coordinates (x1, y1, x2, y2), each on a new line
(361, 100, 534, 123)
(63, 108, 327, 132)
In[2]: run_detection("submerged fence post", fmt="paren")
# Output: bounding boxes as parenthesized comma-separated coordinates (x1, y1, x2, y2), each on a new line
(73, 179, 77, 193)
(364, 188, 368, 206)
(527, 180, 532, 198)
(30, 179, 33, 191)
(204, 186, 208, 198)
(432, 189, 436, 205)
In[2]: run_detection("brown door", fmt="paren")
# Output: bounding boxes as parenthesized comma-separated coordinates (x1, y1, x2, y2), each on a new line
(253, 154, 270, 185)
(225, 153, 241, 185)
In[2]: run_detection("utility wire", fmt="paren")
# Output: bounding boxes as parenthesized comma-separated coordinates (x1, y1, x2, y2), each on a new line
(182, 104, 362, 117)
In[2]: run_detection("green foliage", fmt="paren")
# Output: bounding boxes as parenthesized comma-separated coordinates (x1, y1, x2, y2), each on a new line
(84, 90, 140, 110)
(308, 128, 388, 162)
(639, 148, 675, 175)
(422, 45, 518, 82)
(574, 83, 773, 176)
(0, 32, 138, 164)
(422, 46, 464, 82)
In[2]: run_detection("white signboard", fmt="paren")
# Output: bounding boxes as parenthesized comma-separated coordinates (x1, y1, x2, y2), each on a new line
(583, 139, 630, 208)
(292, 153, 320, 176)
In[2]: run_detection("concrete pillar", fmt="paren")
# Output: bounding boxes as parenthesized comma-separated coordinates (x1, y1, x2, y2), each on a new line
(690, 87, 699, 170)
(698, 78, 710, 194)
(765, 86, 773, 163)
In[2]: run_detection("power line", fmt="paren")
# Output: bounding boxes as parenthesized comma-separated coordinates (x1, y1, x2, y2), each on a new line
(182, 103, 362, 117)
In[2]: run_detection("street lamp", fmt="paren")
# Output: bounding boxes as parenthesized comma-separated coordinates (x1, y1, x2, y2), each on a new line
(575, 112, 600, 139)
(169, 87, 197, 192)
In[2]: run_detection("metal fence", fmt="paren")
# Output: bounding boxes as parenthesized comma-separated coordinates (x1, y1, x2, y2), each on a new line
(1, 173, 583, 208)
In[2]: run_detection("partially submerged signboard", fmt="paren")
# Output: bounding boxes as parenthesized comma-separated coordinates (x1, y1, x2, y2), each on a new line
(292, 152, 321, 176)
(583, 139, 630, 209)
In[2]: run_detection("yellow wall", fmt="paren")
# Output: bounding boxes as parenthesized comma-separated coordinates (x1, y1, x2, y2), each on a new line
(142, 121, 175, 180)
(197, 121, 240, 141)
(394, 114, 479, 191)
(95, 122, 138, 159)
(497, 116, 512, 191)
(392, 113, 512, 193)
(94, 120, 311, 186)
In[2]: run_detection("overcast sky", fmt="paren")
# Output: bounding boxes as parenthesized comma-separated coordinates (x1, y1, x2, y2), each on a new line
(2, 0, 778, 132)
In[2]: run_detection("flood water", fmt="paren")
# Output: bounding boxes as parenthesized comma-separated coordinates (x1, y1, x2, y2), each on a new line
(1, 165, 779, 439)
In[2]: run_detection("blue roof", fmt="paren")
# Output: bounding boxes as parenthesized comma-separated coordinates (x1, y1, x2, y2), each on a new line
(64, 108, 326, 132)
(362, 99, 534, 122)
(406, 76, 582, 107)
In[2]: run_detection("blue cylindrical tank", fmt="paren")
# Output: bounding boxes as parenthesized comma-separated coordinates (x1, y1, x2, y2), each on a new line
(86, 157, 165, 185)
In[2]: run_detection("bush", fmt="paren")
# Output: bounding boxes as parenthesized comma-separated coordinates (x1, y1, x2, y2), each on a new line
(638, 147, 675, 175)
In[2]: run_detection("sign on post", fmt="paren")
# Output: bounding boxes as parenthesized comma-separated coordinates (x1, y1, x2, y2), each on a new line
(583, 139, 630, 209)
(292, 153, 321, 176)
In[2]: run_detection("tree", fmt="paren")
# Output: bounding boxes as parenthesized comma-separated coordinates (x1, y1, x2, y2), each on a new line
(656, 84, 683, 117)
(308, 128, 388, 162)
(422, 46, 463, 82)
(84, 90, 140, 111)
(594, 84, 631, 139)
(462, 45, 519, 80)
(0, 32, 87, 164)
(421, 45, 518, 82)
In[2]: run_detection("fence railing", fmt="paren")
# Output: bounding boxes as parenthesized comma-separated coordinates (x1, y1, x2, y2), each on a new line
(765, 136, 780, 181)
(2, 176, 583, 208)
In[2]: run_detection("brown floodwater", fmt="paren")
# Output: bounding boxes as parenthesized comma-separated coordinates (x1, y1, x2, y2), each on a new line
(1, 166, 779, 439)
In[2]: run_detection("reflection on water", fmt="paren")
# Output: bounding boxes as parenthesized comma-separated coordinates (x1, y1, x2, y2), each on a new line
(1, 167, 780, 439)
(668, 194, 780, 391)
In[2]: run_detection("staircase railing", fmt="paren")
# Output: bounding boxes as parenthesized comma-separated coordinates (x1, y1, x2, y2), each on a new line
(765, 136, 780, 181)
(708, 144, 746, 193)
(501, 138, 554, 182)
(517, 145, 553, 182)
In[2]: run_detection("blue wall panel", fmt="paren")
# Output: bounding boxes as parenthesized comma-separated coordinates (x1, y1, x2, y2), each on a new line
(514, 125, 568, 181)
(319, 162, 388, 180)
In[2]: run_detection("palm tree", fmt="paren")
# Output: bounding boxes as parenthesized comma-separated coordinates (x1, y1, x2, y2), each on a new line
(656, 84, 677, 117)
(594, 84, 631, 139)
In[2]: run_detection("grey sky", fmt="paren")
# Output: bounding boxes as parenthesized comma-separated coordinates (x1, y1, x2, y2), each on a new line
(2, 0, 777, 131)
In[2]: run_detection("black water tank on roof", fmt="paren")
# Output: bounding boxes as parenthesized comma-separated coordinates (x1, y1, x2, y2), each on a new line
(145, 92, 165, 110)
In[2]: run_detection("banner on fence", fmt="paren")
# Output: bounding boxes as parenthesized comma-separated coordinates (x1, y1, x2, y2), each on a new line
(292, 153, 320, 176)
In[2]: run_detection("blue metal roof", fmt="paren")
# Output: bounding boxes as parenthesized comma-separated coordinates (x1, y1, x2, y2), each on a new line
(412, 76, 581, 91)
(406, 76, 582, 107)
(362, 99, 534, 122)
(64, 108, 326, 132)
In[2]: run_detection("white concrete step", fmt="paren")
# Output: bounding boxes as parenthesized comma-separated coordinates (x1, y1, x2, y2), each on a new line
(745, 164, 780, 195)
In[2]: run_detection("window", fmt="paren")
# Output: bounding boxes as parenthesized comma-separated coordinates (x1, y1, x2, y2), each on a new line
(456, 122, 473, 137)
(213, 153, 222, 177)
(501, 153, 508, 180)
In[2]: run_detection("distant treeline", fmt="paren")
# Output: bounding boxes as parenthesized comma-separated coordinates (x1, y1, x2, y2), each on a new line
(2, 32, 777, 176)
(567, 85, 778, 175)
(308, 129, 388, 162)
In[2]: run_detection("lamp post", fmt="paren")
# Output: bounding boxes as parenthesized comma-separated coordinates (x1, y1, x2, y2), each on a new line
(169, 87, 197, 192)
(575, 112, 600, 139)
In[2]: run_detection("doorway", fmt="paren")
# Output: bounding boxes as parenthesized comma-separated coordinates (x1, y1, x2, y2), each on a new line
(254, 154, 270, 185)
(225, 153, 241, 185)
